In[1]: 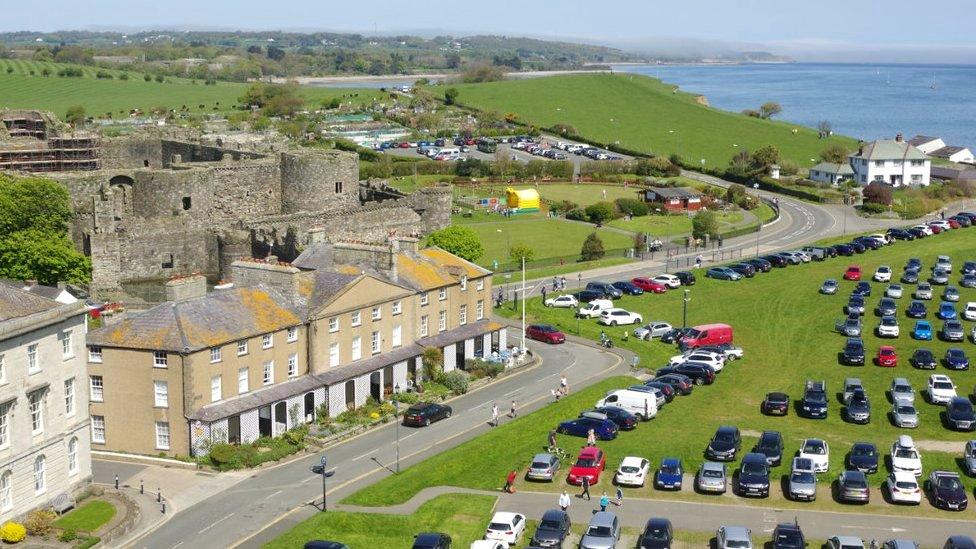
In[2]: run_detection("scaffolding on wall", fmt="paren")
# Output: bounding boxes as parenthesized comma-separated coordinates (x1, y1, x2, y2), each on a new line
(0, 112, 101, 172)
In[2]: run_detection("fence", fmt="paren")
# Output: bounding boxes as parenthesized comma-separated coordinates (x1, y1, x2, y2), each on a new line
(664, 245, 748, 271)
(491, 246, 639, 275)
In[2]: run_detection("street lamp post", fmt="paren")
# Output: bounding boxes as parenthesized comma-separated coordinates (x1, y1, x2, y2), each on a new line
(682, 289, 690, 328)
(310, 455, 335, 512)
(577, 272, 582, 290)
(753, 183, 761, 257)
(393, 384, 401, 474)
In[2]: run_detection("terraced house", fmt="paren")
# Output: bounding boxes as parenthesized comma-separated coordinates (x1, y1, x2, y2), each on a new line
(86, 238, 505, 457)
(0, 281, 92, 523)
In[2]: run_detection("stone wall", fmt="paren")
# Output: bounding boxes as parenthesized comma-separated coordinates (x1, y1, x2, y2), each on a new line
(279, 150, 358, 214)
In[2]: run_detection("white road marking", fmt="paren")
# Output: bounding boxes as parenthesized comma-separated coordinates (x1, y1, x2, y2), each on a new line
(198, 513, 234, 534)
(301, 476, 317, 484)
(263, 489, 282, 500)
(504, 388, 521, 397)
(172, 542, 184, 549)
(351, 449, 378, 461)
(467, 402, 489, 413)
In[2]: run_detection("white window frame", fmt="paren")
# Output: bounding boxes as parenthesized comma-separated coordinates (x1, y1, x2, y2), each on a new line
(0, 403, 10, 449)
(439, 288, 447, 301)
(91, 415, 105, 444)
(64, 378, 75, 417)
(460, 276, 467, 291)
(238, 367, 249, 394)
(459, 305, 467, 325)
(420, 292, 429, 306)
(210, 375, 222, 402)
(477, 300, 484, 320)
(371, 306, 381, 321)
(154, 380, 168, 408)
(392, 324, 402, 348)
(0, 470, 10, 511)
(351, 336, 362, 361)
(237, 340, 248, 356)
(329, 342, 340, 367)
(210, 347, 221, 363)
(90, 375, 104, 402)
(329, 317, 339, 333)
(420, 315, 429, 337)
(263, 361, 274, 385)
(351, 311, 362, 327)
(262, 333, 273, 349)
(0, 353, 4, 384)
(153, 351, 168, 368)
(477, 278, 484, 291)
(28, 391, 43, 435)
(392, 300, 402, 315)
(155, 422, 170, 450)
(287, 326, 298, 342)
(33, 455, 45, 494)
(438, 310, 447, 332)
(88, 346, 102, 363)
(67, 437, 78, 475)
(61, 330, 73, 359)
(287, 353, 298, 377)
(27, 343, 39, 374)
(371, 331, 381, 354)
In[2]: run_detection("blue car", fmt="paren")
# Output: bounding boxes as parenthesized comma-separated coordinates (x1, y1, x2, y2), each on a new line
(945, 348, 971, 371)
(912, 320, 933, 340)
(706, 267, 742, 281)
(655, 457, 684, 490)
(611, 281, 644, 296)
(556, 414, 618, 440)
(939, 301, 958, 320)
(906, 300, 927, 318)
(853, 281, 872, 297)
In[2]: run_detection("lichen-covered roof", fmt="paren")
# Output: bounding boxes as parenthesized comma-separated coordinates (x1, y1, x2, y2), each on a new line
(88, 286, 302, 352)
(396, 247, 491, 291)
(0, 280, 59, 322)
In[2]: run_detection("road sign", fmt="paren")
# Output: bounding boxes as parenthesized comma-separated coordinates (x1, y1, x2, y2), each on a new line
(320, 455, 328, 467)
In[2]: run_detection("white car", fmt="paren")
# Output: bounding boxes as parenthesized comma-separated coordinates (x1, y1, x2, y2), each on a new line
(931, 221, 952, 231)
(915, 283, 933, 300)
(890, 435, 923, 476)
(544, 295, 579, 308)
(793, 250, 812, 263)
(598, 308, 643, 326)
(484, 512, 526, 545)
(652, 274, 681, 289)
(471, 542, 506, 549)
(928, 374, 957, 404)
(873, 266, 892, 282)
(799, 439, 829, 473)
(936, 255, 953, 272)
(876, 316, 900, 337)
(669, 351, 725, 372)
(912, 224, 934, 236)
(614, 456, 650, 487)
(633, 321, 672, 340)
(964, 302, 976, 321)
(885, 471, 922, 504)
(886, 284, 904, 299)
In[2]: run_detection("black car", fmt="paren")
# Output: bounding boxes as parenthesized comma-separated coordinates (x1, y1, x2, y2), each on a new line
(911, 348, 937, 369)
(737, 452, 770, 497)
(402, 403, 452, 427)
(906, 300, 927, 318)
(834, 244, 855, 256)
(801, 381, 828, 419)
(946, 397, 976, 431)
(962, 275, 976, 289)
(957, 211, 976, 223)
(772, 521, 806, 549)
(653, 374, 694, 396)
(929, 472, 968, 511)
(612, 280, 644, 296)
(575, 289, 604, 303)
(952, 216, 972, 227)
(674, 271, 696, 286)
(761, 392, 790, 416)
(637, 518, 673, 549)
(853, 281, 872, 296)
(849, 241, 866, 253)
(824, 246, 839, 258)
(901, 269, 920, 284)
(752, 430, 784, 466)
(706, 425, 741, 461)
(529, 509, 571, 547)
(660, 327, 693, 345)
(908, 227, 928, 239)
(847, 442, 879, 473)
(412, 532, 452, 549)
(877, 297, 897, 317)
(845, 388, 871, 425)
(946, 537, 976, 549)
(963, 261, 976, 275)
(762, 254, 788, 267)
(746, 258, 772, 272)
(591, 406, 639, 430)
(585, 281, 622, 299)
(855, 236, 882, 250)
(842, 338, 865, 366)
(846, 295, 866, 316)
(643, 381, 676, 403)
(304, 542, 350, 549)
(729, 263, 756, 278)
(887, 228, 915, 241)
(657, 363, 715, 385)
(906, 258, 922, 271)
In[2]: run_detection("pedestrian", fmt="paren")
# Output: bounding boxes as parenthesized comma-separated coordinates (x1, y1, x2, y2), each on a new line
(615, 486, 623, 506)
(602, 189, 607, 199)
(491, 403, 499, 427)
(559, 490, 571, 512)
(560, 276, 566, 290)
(695, 254, 703, 269)
(548, 428, 557, 450)
(579, 476, 591, 500)
(551, 388, 558, 402)
(599, 492, 609, 512)
(622, 330, 628, 342)
(586, 428, 596, 447)
(541, 285, 547, 304)
(504, 469, 518, 493)
(552, 276, 558, 290)
(510, 399, 517, 418)
(560, 374, 568, 395)
(941, 210, 946, 220)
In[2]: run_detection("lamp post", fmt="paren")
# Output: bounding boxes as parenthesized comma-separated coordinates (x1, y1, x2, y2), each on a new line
(682, 289, 690, 329)
(310, 455, 335, 512)
(753, 183, 761, 257)
(577, 272, 582, 290)
(393, 384, 401, 474)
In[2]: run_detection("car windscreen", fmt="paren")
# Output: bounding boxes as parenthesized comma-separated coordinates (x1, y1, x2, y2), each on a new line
(852, 446, 875, 456)
(742, 462, 767, 475)
(895, 481, 917, 490)
(684, 329, 702, 339)
(702, 468, 723, 478)
(488, 522, 511, 531)
(803, 443, 825, 454)
(714, 431, 736, 442)
(894, 448, 918, 459)
(937, 477, 963, 490)
(806, 392, 826, 403)
(726, 540, 751, 549)
(643, 526, 669, 540)
(539, 519, 562, 529)
(791, 471, 815, 483)
(934, 381, 954, 390)
(896, 405, 915, 415)
(587, 526, 613, 537)
(620, 466, 641, 474)
(532, 461, 551, 469)
(661, 464, 679, 474)
(575, 458, 596, 467)
(845, 476, 867, 488)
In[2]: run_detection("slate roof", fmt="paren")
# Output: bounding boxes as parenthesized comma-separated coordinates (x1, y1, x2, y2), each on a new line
(397, 247, 491, 291)
(188, 374, 324, 422)
(809, 162, 854, 175)
(931, 146, 970, 158)
(0, 280, 59, 322)
(304, 270, 360, 314)
(292, 244, 335, 272)
(908, 135, 940, 147)
(850, 139, 927, 161)
(645, 186, 701, 199)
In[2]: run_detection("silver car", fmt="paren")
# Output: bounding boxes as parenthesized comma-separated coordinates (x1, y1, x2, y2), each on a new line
(789, 457, 817, 501)
(579, 511, 619, 549)
(837, 318, 862, 337)
(526, 452, 560, 481)
(965, 440, 976, 476)
(821, 279, 839, 294)
(944, 286, 961, 302)
(891, 402, 919, 428)
(633, 321, 672, 341)
(697, 461, 727, 494)
(716, 526, 753, 549)
(890, 378, 915, 404)
(915, 282, 933, 300)
(886, 284, 904, 299)
(931, 270, 950, 285)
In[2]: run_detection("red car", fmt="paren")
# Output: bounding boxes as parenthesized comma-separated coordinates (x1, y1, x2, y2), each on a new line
(631, 277, 667, 293)
(526, 324, 565, 344)
(567, 446, 606, 485)
(928, 224, 944, 234)
(876, 346, 897, 367)
(843, 265, 862, 281)
(947, 219, 961, 229)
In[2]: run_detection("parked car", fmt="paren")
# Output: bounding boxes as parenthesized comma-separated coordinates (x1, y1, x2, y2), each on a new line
(654, 458, 684, 491)
(966, 275, 976, 288)
(669, 351, 725, 372)
(643, 381, 676, 403)
(598, 308, 643, 326)
(526, 324, 566, 344)
(402, 402, 453, 427)
(901, 269, 920, 284)
(653, 374, 694, 396)
(636, 518, 673, 549)
(696, 461, 727, 494)
(844, 265, 862, 281)
(891, 401, 920, 429)
(843, 378, 865, 402)
(761, 392, 790, 416)
(771, 521, 805, 549)
(890, 377, 916, 404)
(746, 258, 772, 272)
(911, 348, 937, 369)
(877, 297, 898, 316)
(906, 300, 927, 318)
(964, 440, 976, 476)
(847, 442, 879, 473)
(660, 327, 693, 345)
(484, 512, 526, 545)
(842, 338, 865, 365)
(586, 281, 623, 299)
(706, 425, 741, 461)
(826, 538, 865, 549)
(761, 254, 788, 267)
(595, 390, 656, 421)
(931, 270, 950, 285)
(845, 389, 872, 424)
(928, 374, 958, 404)
(946, 397, 976, 431)
(886, 284, 904, 299)
(789, 457, 817, 501)
(651, 274, 682, 288)
(945, 347, 970, 370)
(736, 453, 770, 497)
(578, 299, 614, 318)
(696, 343, 745, 361)
(846, 295, 866, 316)
(752, 431, 784, 466)
(915, 282, 934, 300)
(579, 512, 619, 549)
(938, 301, 957, 320)
(927, 471, 968, 511)
(655, 363, 715, 385)
(575, 289, 606, 304)
(529, 509, 571, 548)
(557, 413, 618, 440)
(679, 323, 734, 349)
(874, 266, 893, 282)
(837, 470, 870, 503)
(885, 471, 922, 505)
(821, 279, 839, 294)
(891, 435, 923, 476)
(729, 263, 756, 278)
(412, 533, 452, 549)
(631, 277, 667, 293)
(706, 267, 742, 281)
(964, 302, 976, 321)
(877, 316, 900, 338)
(799, 439, 829, 472)
(853, 281, 872, 296)
(834, 244, 854, 256)
(944, 286, 961, 302)
(801, 380, 829, 418)
(567, 446, 607, 485)
(611, 280, 644, 296)
(544, 294, 579, 308)
(590, 406, 640, 429)
(876, 346, 898, 367)
(912, 320, 933, 340)
(526, 453, 561, 482)
(674, 271, 696, 285)
(614, 456, 650, 487)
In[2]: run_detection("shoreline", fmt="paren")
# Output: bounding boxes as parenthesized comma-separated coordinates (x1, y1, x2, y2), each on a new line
(276, 68, 610, 86)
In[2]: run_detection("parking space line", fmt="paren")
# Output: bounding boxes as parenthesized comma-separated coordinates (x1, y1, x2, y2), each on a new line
(263, 489, 282, 500)
(198, 513, 234, 534)
(351, 449, 378, 461)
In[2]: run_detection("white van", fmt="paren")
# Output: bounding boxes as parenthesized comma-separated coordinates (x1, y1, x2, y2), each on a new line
(595, 389, 658, 420)
(577, 299, 614, 319)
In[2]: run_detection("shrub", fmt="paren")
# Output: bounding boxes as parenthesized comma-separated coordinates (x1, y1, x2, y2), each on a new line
(24, 509, 56, 536)
(584, 202, 616, 224)
(392, 391, 419, 405)
(863, 182, 893, 205)
(508, 243, 535, 264)
(282, 424, 309, 446)
(442, 370, 470, 395)
(580, 232, 605, 261)
(1, 522, 26, 543)
(614, 198, 648, 217)
(76, 536, 100, 549)
(691, 210, 719, 239)
(58, 528, 78, 542)
(860, 202, 886, 214)
(565, 208, 587, 221)
(207, 443, 239, 466)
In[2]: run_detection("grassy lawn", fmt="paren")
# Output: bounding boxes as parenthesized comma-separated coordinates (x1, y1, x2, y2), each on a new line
(53, 500, 116, 532)
(264, 494, 495, 548)
(495, 257, 634, 285)
(347, 227, 976, 519)
(453, 74, 856, 167)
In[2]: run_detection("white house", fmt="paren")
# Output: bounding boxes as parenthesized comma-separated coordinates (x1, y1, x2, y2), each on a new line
(808, 161, 854, 185)
(930, 146, 974, 165)
(907, 135, 945, 155)
(848, 135, 930, 187)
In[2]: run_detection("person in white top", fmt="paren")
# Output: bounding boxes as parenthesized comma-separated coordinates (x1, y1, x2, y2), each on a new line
(559, 491, 571, 511)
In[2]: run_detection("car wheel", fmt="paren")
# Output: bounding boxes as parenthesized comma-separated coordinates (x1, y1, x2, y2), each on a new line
(445, 409, 452, 418)
(694, 377, 704, 386)
(611, 321, 618, 326)
(424, 418, 431, 427)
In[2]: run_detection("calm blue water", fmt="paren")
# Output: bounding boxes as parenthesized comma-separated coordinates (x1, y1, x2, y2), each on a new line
(613, 63, 976, 149)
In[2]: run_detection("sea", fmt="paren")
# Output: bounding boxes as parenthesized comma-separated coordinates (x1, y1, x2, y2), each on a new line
(612, 62, 976, 150)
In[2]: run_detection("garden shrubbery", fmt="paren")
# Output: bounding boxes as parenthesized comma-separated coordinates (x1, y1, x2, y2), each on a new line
(442, 370, 470, 395)
(0, 522, 26, 543)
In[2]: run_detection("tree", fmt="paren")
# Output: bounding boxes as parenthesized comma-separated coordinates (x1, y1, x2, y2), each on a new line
(445, 52, 462, 70)
(725, 183, 746, 205)
(862, 182, 893, 206)
(421, 346, 443, 383)
(580, 232, 605, 261)
(759, 102, 782, 119)
(508, 243, 535, 264)
(749, 145, 780, 172)
(266, 45, 286, 61)
(817, 120, 832, 137)
(691, 210, 719, 240)
(584, 201, 615, 225)
(64, 105, 86, 127)
(443, 87, 459, 105)
(425, 226, 484, 262)
(819, 143, 851, 164)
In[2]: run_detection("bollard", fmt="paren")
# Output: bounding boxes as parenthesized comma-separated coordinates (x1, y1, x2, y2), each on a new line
(114, 474, 119, 490)
(157, 488, 161, 503)
(140, 480, 144, 495)
(161, 501, 166, 514)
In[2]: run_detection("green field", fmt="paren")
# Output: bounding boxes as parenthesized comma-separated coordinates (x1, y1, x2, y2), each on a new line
(347, 227, 976, 518)
(453, 74, 856, 167)
(0, 60, 382, 119)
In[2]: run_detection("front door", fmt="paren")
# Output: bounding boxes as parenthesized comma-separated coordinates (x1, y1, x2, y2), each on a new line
(273, 401, 287, 435)
(456, 342, 466, 370)
(370, 371, 382, 402)
(344, 380, 355, 410)
(383, 365, 394, 395)
(304, 392, 315, 423)
(258, 405, 272, 438)
(227, 415, 241, 445)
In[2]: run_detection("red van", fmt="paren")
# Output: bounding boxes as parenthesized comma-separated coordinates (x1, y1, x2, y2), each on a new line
(680, 323, 733, 349)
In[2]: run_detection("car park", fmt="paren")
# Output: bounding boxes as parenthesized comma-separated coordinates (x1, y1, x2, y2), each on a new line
(799, 439, 829, 472)
(801, 380, 829, 418)
(906, 300, 927, 318)
(706, 267, 742, 281)
(651, 274, 682, 288)
(847, 442, 879, 473)
(614, 456, 650, 487)
(915, 282, 933, 300)
(697, 461, 727, 494)
(912, 320, 932, 340)
(928, 374, 957, 404)
(598, 308, 643, 326)
(877, 297, 898, 316)
(529, 509, 571, 548)
(526, 453, 560, 481)
(544, 294, 579, 308)
(845, 389, 871, 424)
(611, 280, 644, 296)
(752, 431, 784, 466)
(911, 348, 937, 369)
(891, 435, 923, 476)
(844, 266, 862, 281)
(526, 324, 566, 344)
(944, 286, 961, 302)
(927, 471, 968, 511)
(841, 338, 865, 365)
(736, 453, 770, 497)
(837, 470, 870, 503)
(761, 392, 790, 416)
(631, 277, 667, 293)
(654, 458, 683, 490)
(938, 301, 957, 320)
(946, 397, 976, 431)
(579, 512, 619, 549)
(886, 471, 922, 504)
(874, 266, 893, 282)
(716, 526, 752, 549)
(821, 279, 839, 294)
(484, 512, 526, 545)
(890, 378, 915, 404)
(886, 284, 904, 298)
(876, 346, 898, 367)
(942, 321, 966, 342)
(706, 425, 741, 461)
(877, 316, 900, 338)
(771, 521, 805, 549)
(891, 402, 919, 428)
(788, 457, 817, 501)
(402, 403, 453, 427)
(636, 518, 673, 549)
(567, 447, 607, 485)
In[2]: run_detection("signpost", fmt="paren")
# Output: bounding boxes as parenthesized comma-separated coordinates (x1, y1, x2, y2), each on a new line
(310, 455, 335, 512)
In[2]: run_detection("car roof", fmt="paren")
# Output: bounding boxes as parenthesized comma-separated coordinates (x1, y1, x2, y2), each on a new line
(896, 434, 915, 447)
(891, 470, 917, 482)
(491, 511, 521, 522)
(834, 536, 864, 546)
(722, 526, 751, 540)
(661, 457, 681, 466)
(414, 533, 448, 544)
(541, 509, 567, 520)
(742, 452, 767, 463)
(588, 511, 616, 527)
(579, 446, 601, 457)
(620, 456, 645, 466)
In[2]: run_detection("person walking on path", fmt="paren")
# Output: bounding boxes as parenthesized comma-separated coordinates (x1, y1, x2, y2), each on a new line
(579, 476, 591, 500)
(695, 254, 703, 269)
(586, 428, 596, 447)
(599, 492, 609, 512)
(548, 428, 557, 450)
(559, 490, 571, 512)
(615, 486, 623, 506)
(541, 285, 547, 304)
(504, 469, 518, 493)
(490, 403, 499, 427)
(510, 399, 517, 418)
(560, 374, 568, 395)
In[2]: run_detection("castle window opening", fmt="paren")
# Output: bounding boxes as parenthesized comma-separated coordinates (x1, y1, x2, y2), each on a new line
(335, 181, 343, 194)
(161, 254, 174, 269)
(182, 196, 192, 210)
(143, 160, 149, 167)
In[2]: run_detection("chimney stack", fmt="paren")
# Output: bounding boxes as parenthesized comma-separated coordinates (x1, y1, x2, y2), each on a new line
(165, 274, 207, 302)
(895, 133, 904, 143)
(230, 258, 301, 306)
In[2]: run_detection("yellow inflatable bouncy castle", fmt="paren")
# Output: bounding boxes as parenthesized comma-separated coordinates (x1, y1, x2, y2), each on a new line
(505, 187, 540, 213)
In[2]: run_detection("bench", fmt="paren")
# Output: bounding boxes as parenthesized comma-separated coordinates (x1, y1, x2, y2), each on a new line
(51, 492, 75, 515)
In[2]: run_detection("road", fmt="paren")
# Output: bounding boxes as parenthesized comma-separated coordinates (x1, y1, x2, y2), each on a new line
(126, 339, 623, 548)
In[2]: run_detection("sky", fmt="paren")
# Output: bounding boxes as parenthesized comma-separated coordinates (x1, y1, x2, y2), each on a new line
(3, 0, 974, 62)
